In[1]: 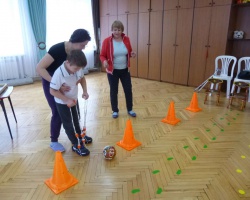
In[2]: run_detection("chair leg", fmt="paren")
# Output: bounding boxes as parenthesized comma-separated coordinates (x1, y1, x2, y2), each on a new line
(227, 97, 233, 109)
(248, 89, 250, 103)
(216, 94, 220, 106)
(204, 93, 208, 104)
(8, 97, 17, 123)
(231, 84, 235, 95)
(231, 96, 234, 105)
(215, 83, 218, 90)
(243, 101, 246, 109)
(240, 100, 244, 111)
(210, 83, 214, 90)
(226, 81, 230, 98)
(237, 87, 241, 93)
(0, 100, 13, 139)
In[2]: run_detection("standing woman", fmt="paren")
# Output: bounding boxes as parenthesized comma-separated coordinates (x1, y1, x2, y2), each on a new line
(100, 20, 137, 118)
(36, 29, 92, 152)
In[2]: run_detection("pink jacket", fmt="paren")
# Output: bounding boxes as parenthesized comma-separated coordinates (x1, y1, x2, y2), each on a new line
(100, 33, 133, 74)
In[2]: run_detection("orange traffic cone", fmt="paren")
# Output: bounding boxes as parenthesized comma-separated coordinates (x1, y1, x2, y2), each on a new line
(161, 101, 181, 125)
(45, 151, 78, 194)
(186, 92, 202, 112)
(117, 119, 141, 151)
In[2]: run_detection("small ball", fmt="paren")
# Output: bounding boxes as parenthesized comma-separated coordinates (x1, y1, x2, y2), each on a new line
(103, 145, 116, 160)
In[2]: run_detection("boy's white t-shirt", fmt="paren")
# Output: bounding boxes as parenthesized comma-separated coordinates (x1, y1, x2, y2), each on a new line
(50, 63, 84, 104)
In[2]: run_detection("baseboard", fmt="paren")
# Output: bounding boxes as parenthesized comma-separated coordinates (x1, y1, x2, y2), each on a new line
(0, 77, 33, 86)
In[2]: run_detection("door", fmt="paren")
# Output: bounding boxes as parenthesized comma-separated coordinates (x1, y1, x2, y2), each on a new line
(137, 12, 149, 78)
(188, 7, 211, 86)
(118, 15, 128, 35)
(195, 0, 213, 7)
(179, 0, 194, 9)
(139, 0, 150, 13)
(213, 0, 232, 6)
(100, 16, 118, 72)
(205, 5, 231, 78)
(100, 16, 118, 45)
(164, 0, 194, 10)
(128, 14, 138, 77)
(148, 11, 163, 80)
(100, 0, 108, 16)
(174, 8, 193, 85)
(161, 6, 193, 84)
(164, 0, 178, 10)
(108, 0, 118, 16)
(151, 0, 164, 11)
(100, 0, 118, 16)
(161, 10, 177, 82)
(118, 0, 138, 14)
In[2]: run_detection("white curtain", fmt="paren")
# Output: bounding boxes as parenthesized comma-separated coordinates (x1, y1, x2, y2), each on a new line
(46, 0, 96, 71)
(0, 0, 38, 81)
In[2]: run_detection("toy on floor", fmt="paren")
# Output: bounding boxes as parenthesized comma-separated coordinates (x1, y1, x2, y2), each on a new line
(103, 145, 116, 160)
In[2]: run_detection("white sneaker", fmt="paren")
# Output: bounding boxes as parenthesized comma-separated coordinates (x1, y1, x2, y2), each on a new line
(112, 112, 119, 118)
(50, 142, 65, 152)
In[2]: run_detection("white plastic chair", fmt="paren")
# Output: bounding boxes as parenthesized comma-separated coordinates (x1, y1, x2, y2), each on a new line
(231, 57, 250, 102)
(212, 55, 237, 98)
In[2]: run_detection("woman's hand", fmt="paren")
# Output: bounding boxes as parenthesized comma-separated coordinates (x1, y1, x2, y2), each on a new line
(103, 60, 109, 68)
(67, 99, 76, 107)
(60, 83, 71, 93)
(131, 52, 136, 58)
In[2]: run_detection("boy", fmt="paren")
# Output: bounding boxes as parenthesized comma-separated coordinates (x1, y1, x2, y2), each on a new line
(50, 50, 90, 156)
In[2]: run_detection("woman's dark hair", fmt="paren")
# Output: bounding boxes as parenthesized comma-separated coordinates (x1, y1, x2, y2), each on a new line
(67, 50, 87, 67)
(69, 29, 91, 43)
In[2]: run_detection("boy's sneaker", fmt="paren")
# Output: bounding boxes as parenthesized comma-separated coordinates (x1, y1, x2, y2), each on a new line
(84, 135, 92, 144)
(128, 110, 136, 117)
(50, 142, 65, 152)
(72, 144, 90, 156)
(112, 112, 119, 118)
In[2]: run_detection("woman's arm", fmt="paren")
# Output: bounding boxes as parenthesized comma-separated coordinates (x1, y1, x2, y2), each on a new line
(100, 39, 108, 62)
(100, 39, 110, 68)
(37, 53, 70, 92)
(36, 53, 54, 82)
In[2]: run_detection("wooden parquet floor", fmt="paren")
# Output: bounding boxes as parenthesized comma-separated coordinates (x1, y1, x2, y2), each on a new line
(0, 72, 250, 200)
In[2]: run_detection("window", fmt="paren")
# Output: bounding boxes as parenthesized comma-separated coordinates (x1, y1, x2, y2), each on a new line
(0, 0, 38, 81)
(0, 0, 24, 56)
(46, 0, 96, 70)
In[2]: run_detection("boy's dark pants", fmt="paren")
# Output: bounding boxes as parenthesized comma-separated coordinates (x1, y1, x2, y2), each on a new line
(107, 68, 133, 113)
(56, 103, 81, 145)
